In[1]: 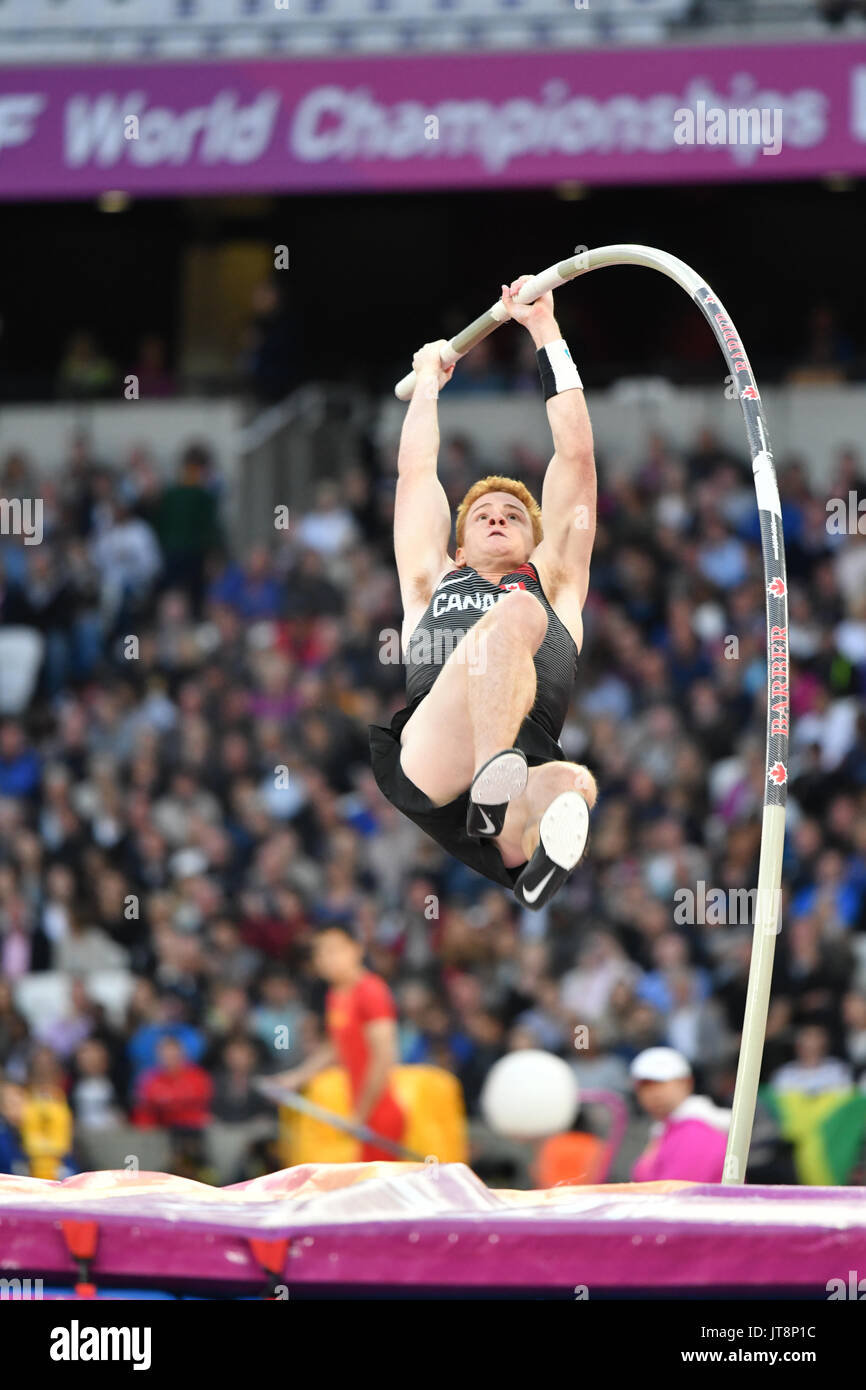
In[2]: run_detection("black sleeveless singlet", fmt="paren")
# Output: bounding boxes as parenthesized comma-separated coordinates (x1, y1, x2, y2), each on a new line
(403, 562, 578, 740)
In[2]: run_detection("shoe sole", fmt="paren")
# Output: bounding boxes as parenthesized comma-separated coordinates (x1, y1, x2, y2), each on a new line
(538, 791, 589, 871)
(469, 750, 528, 807)
(514, 792, 590, 910)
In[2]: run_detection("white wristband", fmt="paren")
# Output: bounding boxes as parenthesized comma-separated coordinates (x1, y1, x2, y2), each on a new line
(537, 339, 583, 399)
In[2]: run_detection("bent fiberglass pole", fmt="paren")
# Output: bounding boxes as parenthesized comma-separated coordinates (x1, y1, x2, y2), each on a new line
(395, 245, 789, 1185)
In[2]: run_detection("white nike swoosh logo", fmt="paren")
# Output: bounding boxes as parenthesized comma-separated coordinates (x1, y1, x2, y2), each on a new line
(476, 806, 497, 834)
(521, 867, 556, 904)
(436, 574, 467, 590)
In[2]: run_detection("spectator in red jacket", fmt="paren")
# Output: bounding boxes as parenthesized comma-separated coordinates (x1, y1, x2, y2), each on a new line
(133, 1035, 213, 1131)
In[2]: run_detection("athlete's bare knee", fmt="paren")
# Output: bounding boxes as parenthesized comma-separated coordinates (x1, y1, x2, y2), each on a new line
(487, 589, 547, 649)
(534, 761, 598, 811)
(563, 762, 597, 810)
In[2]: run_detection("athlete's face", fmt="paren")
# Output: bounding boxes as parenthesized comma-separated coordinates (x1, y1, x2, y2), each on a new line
(456, 492, 534, 572)
(313, 929, 363, 985)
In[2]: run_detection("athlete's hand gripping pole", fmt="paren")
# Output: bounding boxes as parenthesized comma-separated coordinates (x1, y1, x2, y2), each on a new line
(393, 250, 593, 401)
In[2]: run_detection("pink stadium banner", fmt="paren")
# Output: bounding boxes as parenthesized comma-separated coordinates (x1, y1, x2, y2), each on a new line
(1, 41, 865, 199)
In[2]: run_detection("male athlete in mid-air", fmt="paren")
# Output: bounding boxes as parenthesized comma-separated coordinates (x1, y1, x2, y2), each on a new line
(370, 276, 598, 910)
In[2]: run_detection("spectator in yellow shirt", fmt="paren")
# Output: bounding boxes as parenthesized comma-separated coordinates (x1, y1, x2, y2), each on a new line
(20, 1048, 74, 1181)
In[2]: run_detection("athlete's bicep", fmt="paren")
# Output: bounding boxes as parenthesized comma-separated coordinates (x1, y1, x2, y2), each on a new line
(394, 469, 452, 604)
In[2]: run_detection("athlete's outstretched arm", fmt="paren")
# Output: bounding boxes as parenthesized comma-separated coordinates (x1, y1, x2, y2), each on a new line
(353, 1017, 399, 1124)
(501, 280, 596, 607)
(394, 341, 455, 609)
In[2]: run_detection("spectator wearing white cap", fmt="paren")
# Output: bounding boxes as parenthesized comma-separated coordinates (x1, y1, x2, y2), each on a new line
(630, 1047, 731, 1184)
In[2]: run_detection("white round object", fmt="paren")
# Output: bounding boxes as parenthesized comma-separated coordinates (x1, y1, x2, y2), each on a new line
(481, 1049, 580, 1139)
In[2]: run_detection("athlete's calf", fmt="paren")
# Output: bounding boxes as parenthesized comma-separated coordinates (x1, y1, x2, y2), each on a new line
(496, 760, 598, 867)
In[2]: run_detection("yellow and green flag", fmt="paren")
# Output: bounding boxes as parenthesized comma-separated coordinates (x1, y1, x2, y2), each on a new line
(762, 1085, 866, 1185)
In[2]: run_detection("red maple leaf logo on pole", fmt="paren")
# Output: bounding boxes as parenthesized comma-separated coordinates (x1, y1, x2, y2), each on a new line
(768, 762, 787, 786)
(768, 577, 786, 597)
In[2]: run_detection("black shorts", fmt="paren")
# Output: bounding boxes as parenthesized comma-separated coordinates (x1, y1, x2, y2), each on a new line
(369, 699, 566, 890)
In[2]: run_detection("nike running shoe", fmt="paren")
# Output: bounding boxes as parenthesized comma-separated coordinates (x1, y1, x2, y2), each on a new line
(515, 790, 589, 910)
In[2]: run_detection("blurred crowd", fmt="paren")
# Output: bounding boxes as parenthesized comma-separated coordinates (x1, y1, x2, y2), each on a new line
(0, 416, 865, 1184)
(49, 287, 861, 407)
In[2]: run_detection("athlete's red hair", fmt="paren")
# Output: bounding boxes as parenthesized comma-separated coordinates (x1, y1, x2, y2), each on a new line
(455, 476, 543, 550)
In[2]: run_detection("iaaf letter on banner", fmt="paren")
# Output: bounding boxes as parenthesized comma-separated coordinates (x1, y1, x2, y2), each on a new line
(0, 94, 46, 152)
